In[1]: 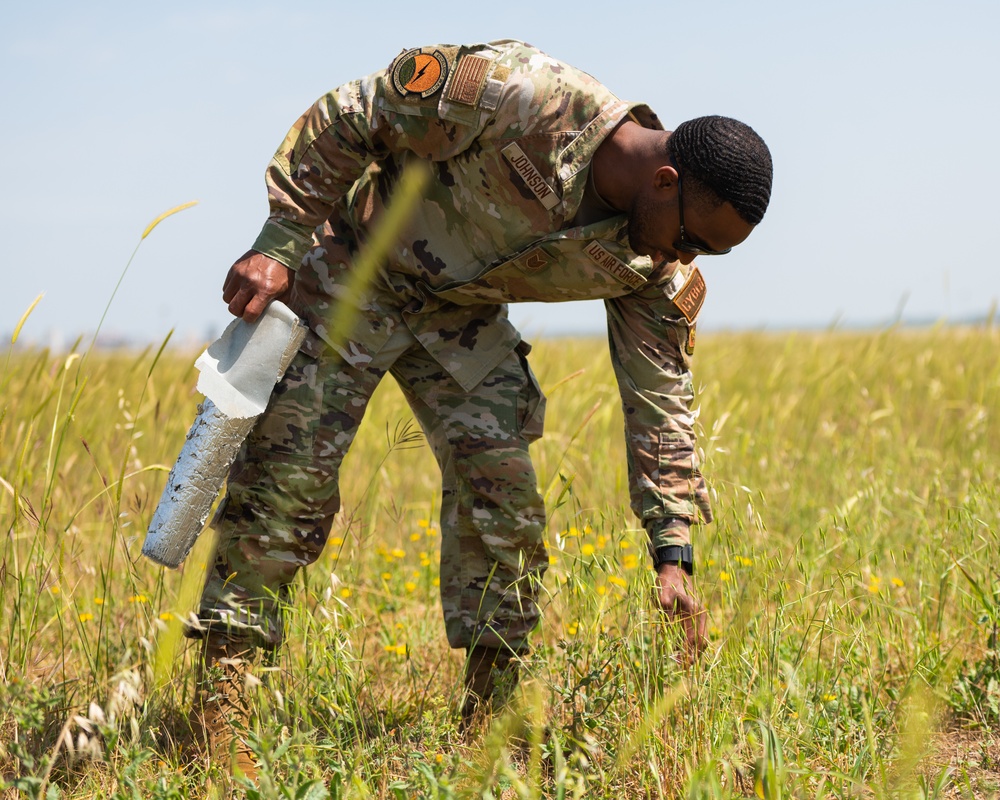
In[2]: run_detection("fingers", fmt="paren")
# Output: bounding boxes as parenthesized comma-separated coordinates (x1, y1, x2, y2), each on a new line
(221, 251, 292, 322)
(667, 595, 707, 664)
(656, 567, 708, 664)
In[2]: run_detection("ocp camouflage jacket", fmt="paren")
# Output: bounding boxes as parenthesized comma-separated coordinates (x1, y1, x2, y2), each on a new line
(250, 39, 713, 545)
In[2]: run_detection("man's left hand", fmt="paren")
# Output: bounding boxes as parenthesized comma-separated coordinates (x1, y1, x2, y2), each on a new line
(655, 563, 707, 664)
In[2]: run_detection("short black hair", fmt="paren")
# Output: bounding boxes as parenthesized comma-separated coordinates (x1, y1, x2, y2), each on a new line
(666, 116, 773, 225)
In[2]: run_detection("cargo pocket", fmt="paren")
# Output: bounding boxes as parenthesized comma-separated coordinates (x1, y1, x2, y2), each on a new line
(514, 339, 546, 443)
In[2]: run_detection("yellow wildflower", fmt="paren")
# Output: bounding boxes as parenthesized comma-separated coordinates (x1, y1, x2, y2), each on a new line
(159, 612, 174, 621)
(608, 575, 627, 588)
(418, 519, 429, 528)
(404, 581, 417, 593)
(410, 533, 422, 542)
(94, 597, 105, 605)
(78, 613, 94, 623)
(623, 554, 639, 570)
(567, 622, 579, 636)
(129, 594, 148, 603)
(581, 543, 595, 557)
(596, 584, 607, 596)
(339, 588, 352, 599)
(719, 571, 731, 582)
(891, 577, 904, 587)
(381, 572, 392, 581)
(391, 548, 406, 559)
(329, 536, 344, 546)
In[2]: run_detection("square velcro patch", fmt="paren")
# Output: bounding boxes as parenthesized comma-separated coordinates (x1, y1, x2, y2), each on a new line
(446, 55, 492, 106)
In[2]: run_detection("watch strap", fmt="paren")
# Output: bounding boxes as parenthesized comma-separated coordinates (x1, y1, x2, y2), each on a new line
(653, 543, 694, 576)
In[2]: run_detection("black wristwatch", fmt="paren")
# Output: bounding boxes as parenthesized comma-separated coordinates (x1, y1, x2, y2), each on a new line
(652, 544, 694, 576)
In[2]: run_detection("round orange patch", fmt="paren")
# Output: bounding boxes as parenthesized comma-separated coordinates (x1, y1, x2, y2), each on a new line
(403, 54, 442, 94)
(391, 48, 448, 99)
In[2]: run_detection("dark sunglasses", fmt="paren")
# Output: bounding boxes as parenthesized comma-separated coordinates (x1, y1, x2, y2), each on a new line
(672, 158, 732, 256)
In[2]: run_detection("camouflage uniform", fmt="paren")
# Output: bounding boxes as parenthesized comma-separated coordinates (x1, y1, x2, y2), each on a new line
(197, 40, 712, 650)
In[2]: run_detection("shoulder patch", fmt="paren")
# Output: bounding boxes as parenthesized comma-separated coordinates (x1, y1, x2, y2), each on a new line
(673, 266, 707, 323)
(391, 48, 448, 99)
(446, 54, 492, 106)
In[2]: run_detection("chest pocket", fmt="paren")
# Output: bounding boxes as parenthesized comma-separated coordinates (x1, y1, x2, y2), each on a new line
(428, 237, 653, 305)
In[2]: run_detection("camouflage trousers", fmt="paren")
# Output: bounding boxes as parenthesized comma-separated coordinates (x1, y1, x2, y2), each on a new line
(195, 324, 548, 651)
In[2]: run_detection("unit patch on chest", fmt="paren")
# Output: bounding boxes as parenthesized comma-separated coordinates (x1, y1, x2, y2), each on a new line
(501, 143, 560, 210)
(583, 241, 646, 289)
(673, 266, 707, 323)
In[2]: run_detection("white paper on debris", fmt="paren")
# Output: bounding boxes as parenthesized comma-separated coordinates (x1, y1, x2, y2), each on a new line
(194, 301, 305, 419)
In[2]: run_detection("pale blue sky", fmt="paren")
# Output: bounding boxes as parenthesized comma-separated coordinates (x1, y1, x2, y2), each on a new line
(3, 1, 998, 348)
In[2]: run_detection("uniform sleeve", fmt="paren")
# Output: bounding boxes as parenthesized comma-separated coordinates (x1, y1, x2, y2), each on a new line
(604, 276, 713, 550)
(252, 46, 498, 270)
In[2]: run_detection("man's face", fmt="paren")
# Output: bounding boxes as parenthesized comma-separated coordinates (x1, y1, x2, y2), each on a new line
(627, 167, 755, 267)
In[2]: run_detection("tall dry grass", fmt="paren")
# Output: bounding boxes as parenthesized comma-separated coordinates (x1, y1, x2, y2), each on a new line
(2, 309, 998, 797)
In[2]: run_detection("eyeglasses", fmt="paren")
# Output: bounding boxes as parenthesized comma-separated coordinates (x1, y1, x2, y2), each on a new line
(672, 158, 732, 256)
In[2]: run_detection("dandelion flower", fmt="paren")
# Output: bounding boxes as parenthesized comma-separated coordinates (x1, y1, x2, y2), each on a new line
(330, 536, 344, 546)
(404, 581, 417, 593)
(596, 584, 607, 596)
(79, 613, 94, 623)
(418, 519, 429, 528)
(581, 543, 595, 557)
(623, 554, 639, 570)
(432, 578, 440, 587)
(391, 548, 406, 559)
(50, 586, 61, 595)
(128, 594, 148, 603)
(410, 533, 422, 542)
(891, 577, 904, 588)
(821, 693, 836, 703)
(159, 612, 174, 621)
(567, 622, 579, 636)
(93, 597, 105, 605)
(608, 576, 627, 588)
(720, 571, 731, 582)
(339, 588, 352, 599)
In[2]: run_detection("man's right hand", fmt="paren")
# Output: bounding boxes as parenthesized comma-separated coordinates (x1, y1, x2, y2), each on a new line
(222, 250, 294, 323)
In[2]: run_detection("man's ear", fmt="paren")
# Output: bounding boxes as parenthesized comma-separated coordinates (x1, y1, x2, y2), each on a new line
(653, 164, 679, 191)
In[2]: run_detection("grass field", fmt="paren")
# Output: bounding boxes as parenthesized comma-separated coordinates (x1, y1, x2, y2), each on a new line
(2, 324, 999, 799)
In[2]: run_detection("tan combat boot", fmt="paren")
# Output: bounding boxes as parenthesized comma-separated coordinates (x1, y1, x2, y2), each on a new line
(460, 645, 523, 732)
(196, 634, 258, 782)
